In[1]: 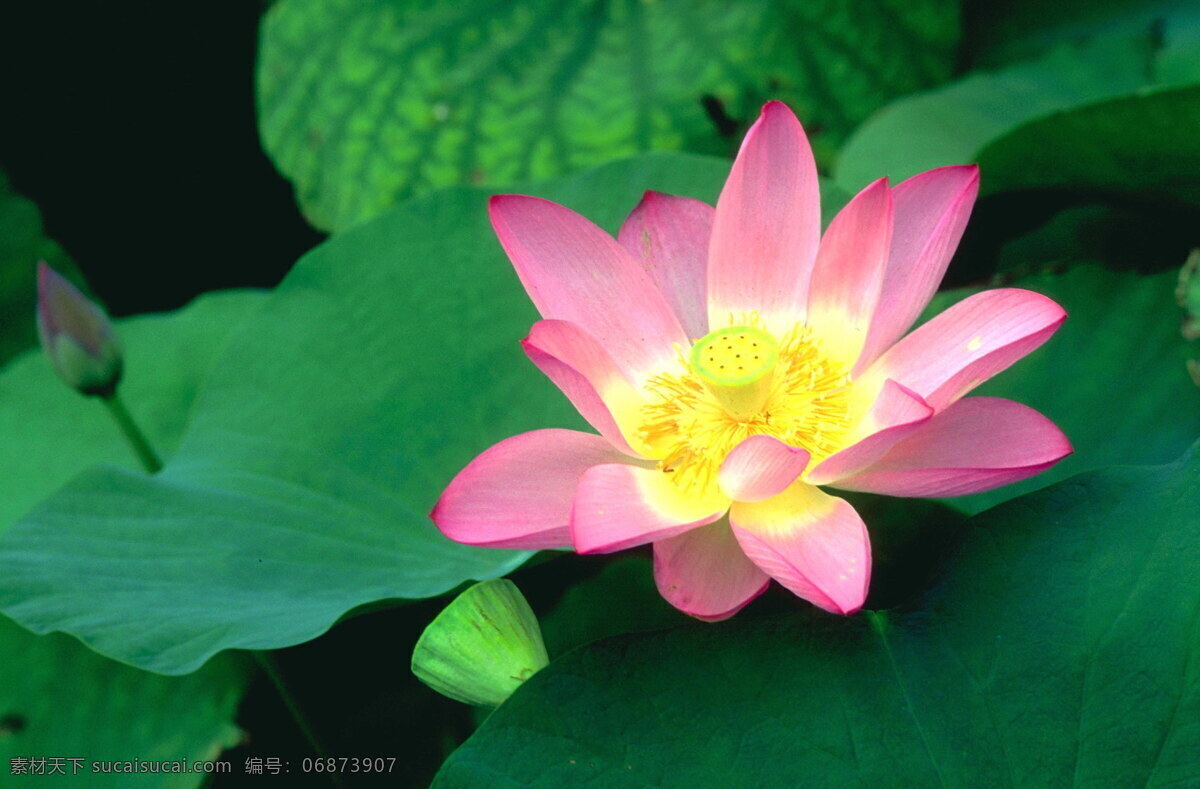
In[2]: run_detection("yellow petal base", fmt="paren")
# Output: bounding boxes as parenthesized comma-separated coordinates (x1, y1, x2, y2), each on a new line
(640, 321, 856, 496)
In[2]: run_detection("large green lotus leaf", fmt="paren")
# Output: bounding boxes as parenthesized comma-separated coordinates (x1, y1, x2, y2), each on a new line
(0, 153, 738, 675)
(434, 445, 1200, 787)
(834, 17, 1200, 194)
(257, 0, 957, 231)
(977, 84, 1200, 207)
(0, 170, 80, 364)
(0, 290, 266, 532)
(0, 293, 259, 786)
(940, 265, 1200, 514)
(0, 619, 247, 788)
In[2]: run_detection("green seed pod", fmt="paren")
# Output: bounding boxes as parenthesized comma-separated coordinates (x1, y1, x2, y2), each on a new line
(411, 579, 549, 707)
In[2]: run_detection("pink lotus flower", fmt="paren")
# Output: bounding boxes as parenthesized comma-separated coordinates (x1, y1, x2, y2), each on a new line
(432, 101, 1071, 619)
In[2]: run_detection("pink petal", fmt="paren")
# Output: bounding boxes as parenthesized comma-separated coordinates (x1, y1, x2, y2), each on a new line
(490, 195, 688, 379)
(653, 519, 770, 622)
(833, 397, 1072, 497)
(571, 464, 728, 554)
(617, 191, 713, 339)
(856, 166, 980, 374)
(718, 435, 810, 502)
(432, 429, 627, 549)
(707, 101, 821, 334)
(37, 262, 114, 355)
(730, 483, 871, 615)
(523, 320, 643, 457)
(806, 178, 893, 367)
(806, 380, 933, 485)
(862, 288, 1066, 412)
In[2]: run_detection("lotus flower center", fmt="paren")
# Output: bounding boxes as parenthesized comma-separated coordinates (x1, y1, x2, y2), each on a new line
(690, 326, 779, 419)
(639, 320, 855, 494)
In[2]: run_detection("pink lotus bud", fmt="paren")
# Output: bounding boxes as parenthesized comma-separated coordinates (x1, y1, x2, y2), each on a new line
(36, 262, 123, 396)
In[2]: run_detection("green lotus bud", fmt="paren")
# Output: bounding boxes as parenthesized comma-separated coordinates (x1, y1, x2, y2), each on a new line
(412, 579, 549, 707)
(36, 262, 122, 396)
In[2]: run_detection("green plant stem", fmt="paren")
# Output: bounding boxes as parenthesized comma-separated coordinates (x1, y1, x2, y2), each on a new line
(252, 651, 345, 788)
(101, 391, 163, 473)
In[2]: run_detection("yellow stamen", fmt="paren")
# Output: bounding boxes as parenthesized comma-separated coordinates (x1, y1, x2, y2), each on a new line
(639, 321, 855, 495)
(689, 326, 778, 419)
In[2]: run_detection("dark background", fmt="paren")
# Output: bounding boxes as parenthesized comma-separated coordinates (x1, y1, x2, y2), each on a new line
(0, 3, 323, 319)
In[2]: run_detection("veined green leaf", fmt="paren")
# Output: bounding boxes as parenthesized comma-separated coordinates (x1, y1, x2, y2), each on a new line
(257, 0, 957, 231)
